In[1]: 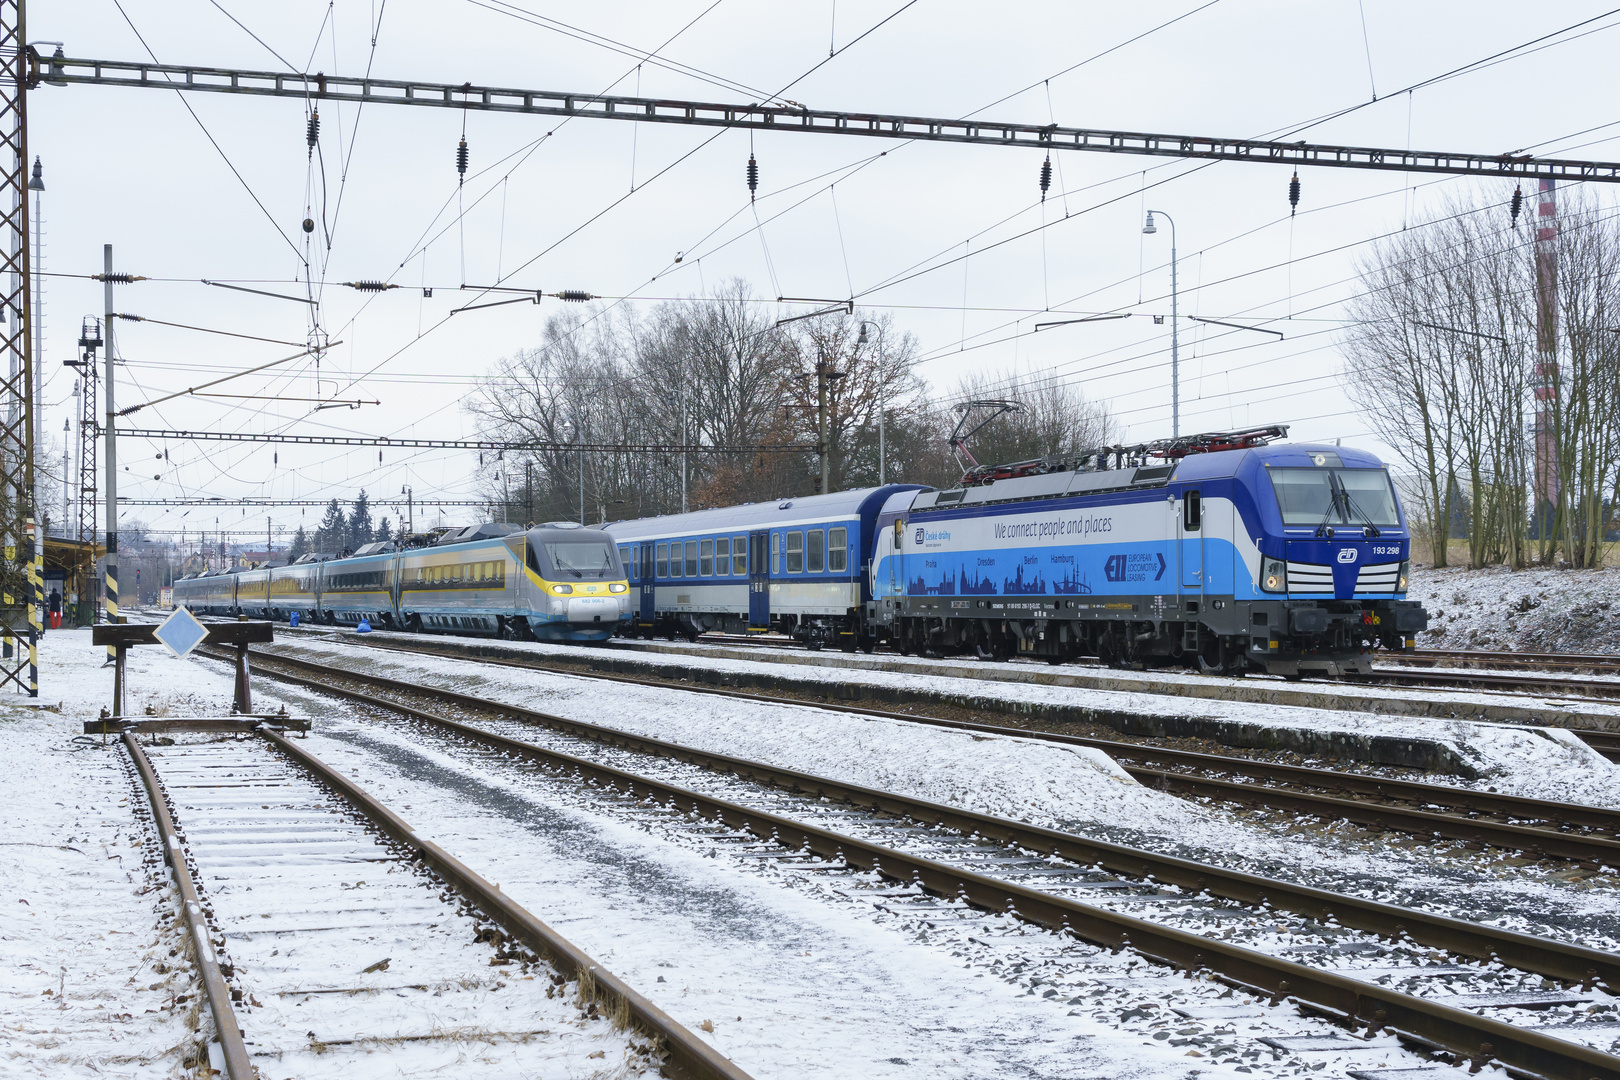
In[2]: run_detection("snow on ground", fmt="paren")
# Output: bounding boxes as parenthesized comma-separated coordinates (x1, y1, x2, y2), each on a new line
(17, 626, 1618, 1079)
(1409, 562, 1620, 654)
(271, 638, 1620, 953)
(322, 630, 1620, 810)
(304, 716, 1232, 1080)
(281, 637, 1205, 838)
(0, 627, 270, 1078)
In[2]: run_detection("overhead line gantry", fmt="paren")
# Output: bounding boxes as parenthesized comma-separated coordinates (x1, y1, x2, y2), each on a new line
(33, 51, 1620, 182)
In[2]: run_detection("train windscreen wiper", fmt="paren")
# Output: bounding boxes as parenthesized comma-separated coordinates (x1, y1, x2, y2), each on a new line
(1334, 473, 1382, 538)
(1313, 482, 1341, 538)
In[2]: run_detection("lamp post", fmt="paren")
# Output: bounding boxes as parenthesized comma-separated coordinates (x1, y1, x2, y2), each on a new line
(1142, 210, 1180, 439)
(858, 322, 885, 485)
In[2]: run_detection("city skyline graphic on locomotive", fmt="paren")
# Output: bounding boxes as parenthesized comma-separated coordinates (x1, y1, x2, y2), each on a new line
(171, 522, 632, 642)
(605, 426, 1427, 676)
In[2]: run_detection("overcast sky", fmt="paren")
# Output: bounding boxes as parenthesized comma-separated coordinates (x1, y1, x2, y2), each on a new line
(29, 0, 1620, 543)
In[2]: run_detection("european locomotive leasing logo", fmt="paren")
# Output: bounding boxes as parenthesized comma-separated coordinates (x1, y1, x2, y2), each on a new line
(1337, 548, 1358, 563)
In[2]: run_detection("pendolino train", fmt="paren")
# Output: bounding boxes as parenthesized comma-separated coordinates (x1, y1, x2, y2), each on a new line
(172, 522, 631, 642)
(604, 426, 1428, 677)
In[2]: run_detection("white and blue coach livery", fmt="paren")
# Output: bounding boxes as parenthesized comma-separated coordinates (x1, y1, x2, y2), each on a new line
(872, 427, 1427, 676)
(602, 485, 927, 648)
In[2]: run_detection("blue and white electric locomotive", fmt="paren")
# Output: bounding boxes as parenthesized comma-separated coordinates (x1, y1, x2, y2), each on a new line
(871, 426, 1427, 676)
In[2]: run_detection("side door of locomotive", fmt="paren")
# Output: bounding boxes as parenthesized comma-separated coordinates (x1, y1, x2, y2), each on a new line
(748, 530, 770, 630)
(1179, 489, 1204, 592)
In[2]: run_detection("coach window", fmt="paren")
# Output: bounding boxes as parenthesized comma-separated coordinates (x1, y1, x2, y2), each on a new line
(715, 537, 730, 576)
(785, 531, 804, 573)
(829, 527, 848, 572)
(733, 535, 747, 575)
(807, 529, 824, 573)
(656, 543, 669, 577)
(700, 539, 715, 576)
(1184, 490, 1202, 531)
(619, 546, 631, 579)
(685, 540, 699, 577)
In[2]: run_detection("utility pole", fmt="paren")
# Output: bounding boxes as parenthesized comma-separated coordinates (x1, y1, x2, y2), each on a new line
(814, 352, 846, 494)
(59, 413, 67, 537)
(102, 245, 118, 656)
(266, 516, 271, 565)
(27, 157, 42, 523)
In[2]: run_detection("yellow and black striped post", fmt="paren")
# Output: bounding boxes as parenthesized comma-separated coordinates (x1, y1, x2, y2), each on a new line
(26, 518, 38, 696)
(104, 558, 117, 663)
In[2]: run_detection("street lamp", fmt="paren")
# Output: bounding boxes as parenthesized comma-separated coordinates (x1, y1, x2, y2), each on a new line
(1142, 209, 1180, 438)
(858, 322, 888, 485)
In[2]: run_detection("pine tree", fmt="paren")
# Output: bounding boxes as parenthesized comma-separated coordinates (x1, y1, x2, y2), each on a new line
(349, 490, 374, 549)
(376, 516, 391, 545)
(288, 525, 311, 561)
(313, 499, 347, 553)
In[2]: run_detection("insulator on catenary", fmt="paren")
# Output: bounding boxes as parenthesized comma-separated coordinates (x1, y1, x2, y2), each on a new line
(746, 153, 759, 203)
(557, 290, 594, 302)
(1039, 156, 1052, 202)
(1510, 185, 1524, 229)
(456, 137, 469, 185)
(1288, 171, 1301, 217)
(341, 280, 398, 292)
(307, 110, 320, 155)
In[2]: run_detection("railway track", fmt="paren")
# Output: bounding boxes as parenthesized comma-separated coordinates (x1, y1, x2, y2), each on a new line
(1401, 648, 1620, 674)
(212, 643, 1620, 1080)
(276, 633, 1620, 863)
(693, 630, 1620, 709)
(120, 722, 748, 1080)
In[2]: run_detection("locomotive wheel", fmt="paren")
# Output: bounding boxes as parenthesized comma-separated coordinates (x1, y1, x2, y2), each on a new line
(406, 612, 423, 634)
(859, 635, 876, 654)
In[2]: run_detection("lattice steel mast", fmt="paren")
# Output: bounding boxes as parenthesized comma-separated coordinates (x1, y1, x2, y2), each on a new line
(0, 1, 37, 696)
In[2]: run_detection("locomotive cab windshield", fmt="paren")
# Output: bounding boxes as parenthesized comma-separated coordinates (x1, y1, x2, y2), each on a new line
(524, 529, 625, 582)
(1267, 466, 1401, 530)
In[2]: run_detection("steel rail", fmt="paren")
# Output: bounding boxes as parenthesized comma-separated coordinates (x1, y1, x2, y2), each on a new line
(252, 727, 753, 1080)
(317, 634, 1620, 842)
(122, 733, 254, 1080)
(35, 54, 1620, 183)
(1129, 767, 1620, 866)
(1405, 649, 1620, 670)
(224, 655, 1620, 1080)
(1359, 666, 1620, 701)
(223, 647, 1620, 994)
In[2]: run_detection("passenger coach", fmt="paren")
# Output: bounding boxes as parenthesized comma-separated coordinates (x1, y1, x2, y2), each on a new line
(603, 485, 927, 649)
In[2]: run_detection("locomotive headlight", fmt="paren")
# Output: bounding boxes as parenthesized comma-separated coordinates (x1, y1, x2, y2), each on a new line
(550, 583, 574, 595)
(608, 583, 628, 593)
(1261, 558, 1287, 593)
(1397, 560, 1410, 593)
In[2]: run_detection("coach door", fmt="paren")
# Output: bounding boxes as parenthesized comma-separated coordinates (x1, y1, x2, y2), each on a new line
(639, 544, 655, 624)
(748, 530, 770, 630)
(1179, 490, 1204, 591)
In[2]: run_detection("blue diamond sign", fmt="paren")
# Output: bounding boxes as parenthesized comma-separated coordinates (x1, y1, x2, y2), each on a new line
(153, 605, 211, 659)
